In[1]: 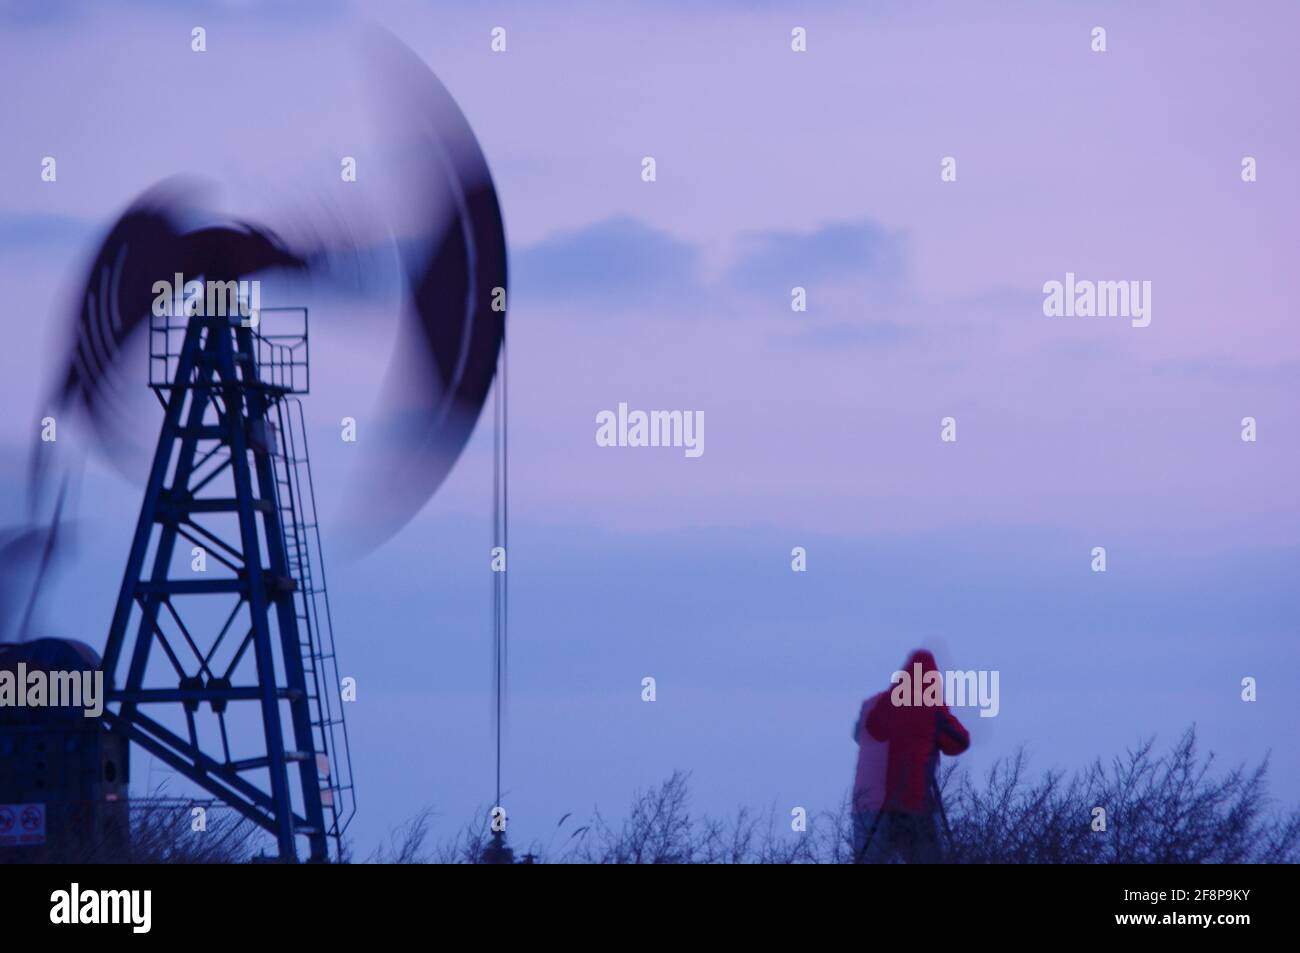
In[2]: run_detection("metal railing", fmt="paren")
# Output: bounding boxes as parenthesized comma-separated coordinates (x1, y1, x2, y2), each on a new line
(149, 305, 310, 394)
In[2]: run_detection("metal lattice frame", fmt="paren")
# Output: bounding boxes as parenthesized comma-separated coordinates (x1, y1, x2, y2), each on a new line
(101, 309, 341, 862)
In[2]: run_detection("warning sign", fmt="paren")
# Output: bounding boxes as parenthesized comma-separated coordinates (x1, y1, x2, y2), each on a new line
(0, 803, 46, 847)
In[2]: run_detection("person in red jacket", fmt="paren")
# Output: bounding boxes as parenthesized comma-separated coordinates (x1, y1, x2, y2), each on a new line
(851, 649, 970, 863)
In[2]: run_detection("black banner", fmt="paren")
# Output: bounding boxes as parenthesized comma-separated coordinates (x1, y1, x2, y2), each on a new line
(4, 862, 1283, 939)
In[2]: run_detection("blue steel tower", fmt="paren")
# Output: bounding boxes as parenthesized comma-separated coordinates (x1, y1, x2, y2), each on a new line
(100, 303, 353, 862)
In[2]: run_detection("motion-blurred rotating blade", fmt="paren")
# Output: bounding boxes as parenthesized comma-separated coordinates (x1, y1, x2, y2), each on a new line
(347, 32, 507, 552)
(44, 178, 308, 489)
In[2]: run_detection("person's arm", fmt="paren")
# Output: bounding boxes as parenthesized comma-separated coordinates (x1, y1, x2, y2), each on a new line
(936, 707, 970, 755)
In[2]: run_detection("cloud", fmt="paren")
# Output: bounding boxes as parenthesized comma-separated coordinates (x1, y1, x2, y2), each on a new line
(0, 213, 93, 249)
(0, 0, 81, 27)
(512, 214, 913, 329)
(726, 219, 908, 298)
(512, 215, 702, 310)
(786, 319, 920, 350)
(0, 0, 346, 28)
(1154, 359, 1300, 386)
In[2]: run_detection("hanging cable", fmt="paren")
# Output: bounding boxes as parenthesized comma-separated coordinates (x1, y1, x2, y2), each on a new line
(492, 357, 500, 810)
(491, 323, 509, 814)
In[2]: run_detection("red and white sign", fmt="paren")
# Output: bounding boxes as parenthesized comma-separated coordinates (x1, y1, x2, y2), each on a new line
(0, 803, 46, 847)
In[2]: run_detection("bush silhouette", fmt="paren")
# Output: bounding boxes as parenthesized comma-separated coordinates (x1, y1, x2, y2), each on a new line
(414, 726, 1298, 864)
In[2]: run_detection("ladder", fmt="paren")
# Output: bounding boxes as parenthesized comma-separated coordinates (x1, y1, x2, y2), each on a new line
(266, 395, 356, 857)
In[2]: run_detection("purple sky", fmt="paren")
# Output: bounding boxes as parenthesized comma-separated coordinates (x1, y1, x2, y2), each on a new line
(1, 0, 1297, 858)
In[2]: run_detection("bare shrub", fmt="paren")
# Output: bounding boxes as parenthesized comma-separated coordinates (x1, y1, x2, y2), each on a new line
(415, 727, 1298, 864)
(941, 727, 1300, 864)
(4, 797, 266, 864)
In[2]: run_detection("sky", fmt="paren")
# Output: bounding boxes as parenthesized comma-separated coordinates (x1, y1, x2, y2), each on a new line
(1, 0, 1298, 859)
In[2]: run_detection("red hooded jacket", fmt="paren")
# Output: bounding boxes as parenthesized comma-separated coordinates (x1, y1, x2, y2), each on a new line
(852, 650, 970, 814)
